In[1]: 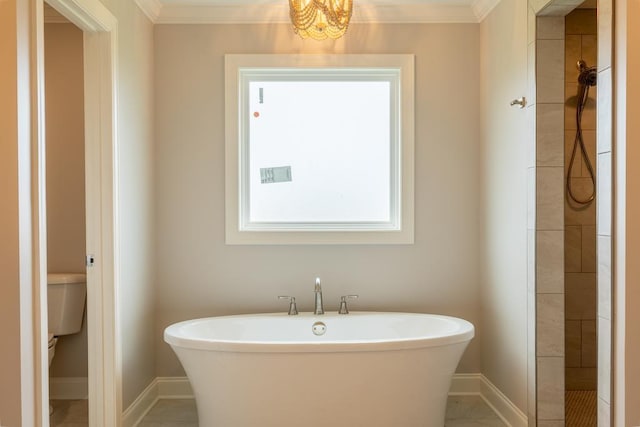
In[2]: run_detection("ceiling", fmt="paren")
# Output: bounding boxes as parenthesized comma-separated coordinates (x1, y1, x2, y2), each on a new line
(134, 0, 501, 24)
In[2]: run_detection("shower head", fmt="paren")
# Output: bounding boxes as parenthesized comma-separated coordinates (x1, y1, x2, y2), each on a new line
(577, 60, 597, 87)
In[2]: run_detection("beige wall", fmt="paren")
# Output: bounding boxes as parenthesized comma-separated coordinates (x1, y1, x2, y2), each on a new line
(44, 22, 89, 379)
(626, 2, 640, 422)
(0, 0, 28, 424)
(154, 23, 482, 376)
(478, 0, 529, 412)
(45, 23, 86, 275)
(94, 0, 157, 409)
(624, 43, 640, 425)
(619, 0, 640, 423)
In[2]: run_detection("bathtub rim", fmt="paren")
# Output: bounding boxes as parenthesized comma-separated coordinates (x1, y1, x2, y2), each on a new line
(164, 311, 474, 353)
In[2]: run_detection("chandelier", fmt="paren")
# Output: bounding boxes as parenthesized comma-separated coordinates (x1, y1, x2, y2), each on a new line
(289, 0, 353, 40)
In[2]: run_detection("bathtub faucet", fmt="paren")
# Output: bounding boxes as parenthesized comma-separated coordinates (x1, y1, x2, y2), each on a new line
(338, 295, 359, 314)
(278, 296, 298, 315)
(314, 277, 324, 315)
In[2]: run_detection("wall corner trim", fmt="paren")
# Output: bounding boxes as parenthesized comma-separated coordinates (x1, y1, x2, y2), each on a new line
(472, 0, 503, 22)
(450, 374, 528, 427)
(122, 378, 161, 427)
(134, 0, 162, 23)
(123, 374, 526, 427)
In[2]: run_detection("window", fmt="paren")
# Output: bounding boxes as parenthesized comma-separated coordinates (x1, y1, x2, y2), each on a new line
(225, 54, 414, 244)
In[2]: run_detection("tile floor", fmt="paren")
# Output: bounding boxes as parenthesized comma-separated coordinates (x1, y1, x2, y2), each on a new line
(566, 390, 597, 427)
(50, 400, 89, 427)
(443, 396, 507, 427)
(51, 395, 507, 426)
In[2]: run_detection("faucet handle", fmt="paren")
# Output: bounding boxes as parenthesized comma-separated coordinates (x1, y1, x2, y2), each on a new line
(278, 296, 298, 315)
(338, 295, 359, 314)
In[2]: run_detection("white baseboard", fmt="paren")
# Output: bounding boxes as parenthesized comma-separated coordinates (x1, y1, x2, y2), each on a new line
(450, 373, 528, 427)
(478, 375, 528, 427)
(123, 374, 526, 427)
(49, 377, 88, 400)
(122, 379, 160, 427)
(122, 377, 194, 427)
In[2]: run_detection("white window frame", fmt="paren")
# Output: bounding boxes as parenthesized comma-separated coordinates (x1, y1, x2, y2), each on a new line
(225, 54, 414, 245)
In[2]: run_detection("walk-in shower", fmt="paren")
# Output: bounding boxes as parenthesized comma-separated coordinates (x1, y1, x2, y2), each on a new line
(567, 59, 597, 205)
(564, 8, 599, 426)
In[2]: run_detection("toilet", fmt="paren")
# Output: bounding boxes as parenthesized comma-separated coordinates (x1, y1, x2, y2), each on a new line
(47, 273, 87, 413)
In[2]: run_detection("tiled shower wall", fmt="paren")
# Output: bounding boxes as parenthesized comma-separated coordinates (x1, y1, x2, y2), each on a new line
(564, 8, 598, 391)
(530, 13, 568, 425)
(595, 0, 613, 420)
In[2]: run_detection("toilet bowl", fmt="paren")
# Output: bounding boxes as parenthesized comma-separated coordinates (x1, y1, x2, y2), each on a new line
(47, 333, 58, 416)
(48, 333, 57, 367)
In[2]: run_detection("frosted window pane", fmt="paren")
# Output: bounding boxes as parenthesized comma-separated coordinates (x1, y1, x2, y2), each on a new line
(247, 81, 391, 223)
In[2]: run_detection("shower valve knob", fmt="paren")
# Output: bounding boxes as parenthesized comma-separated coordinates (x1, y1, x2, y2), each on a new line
(510, 97, 527, 109)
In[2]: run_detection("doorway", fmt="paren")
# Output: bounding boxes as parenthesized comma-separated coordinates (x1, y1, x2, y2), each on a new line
(43, 6, 89, 424)
(35, 0, 120, 424)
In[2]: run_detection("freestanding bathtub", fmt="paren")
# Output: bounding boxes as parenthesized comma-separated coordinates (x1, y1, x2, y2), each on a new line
(164, 312, 474, 427)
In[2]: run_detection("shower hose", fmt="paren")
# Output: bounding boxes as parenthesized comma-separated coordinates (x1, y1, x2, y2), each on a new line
(566, 63, 597, 205)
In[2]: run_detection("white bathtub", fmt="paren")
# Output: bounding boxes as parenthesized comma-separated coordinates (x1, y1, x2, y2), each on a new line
(164, 312, 474, 427)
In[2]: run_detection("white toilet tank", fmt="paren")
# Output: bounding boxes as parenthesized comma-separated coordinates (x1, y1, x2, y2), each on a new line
(47, 273, 87, 336)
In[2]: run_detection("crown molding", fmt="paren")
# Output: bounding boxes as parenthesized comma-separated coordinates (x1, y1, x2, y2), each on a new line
(44, 14, 72, 23)
(44, 3, 71, 23)
(135, 0, 163, 22)
(141, 2, 483, 24)
(352, 4, 479, 23)
(472, 0, 502, 21)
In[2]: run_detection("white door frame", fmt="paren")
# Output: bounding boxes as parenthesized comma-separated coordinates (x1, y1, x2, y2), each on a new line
(35, 0, 121, 425)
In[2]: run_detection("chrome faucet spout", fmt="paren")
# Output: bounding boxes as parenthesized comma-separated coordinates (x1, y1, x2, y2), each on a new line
(314, 277, 324, 315)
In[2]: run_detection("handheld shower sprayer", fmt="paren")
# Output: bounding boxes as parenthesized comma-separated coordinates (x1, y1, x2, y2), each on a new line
(566, 60, 597, 205)
(577, 60, 598, 87)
